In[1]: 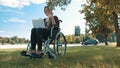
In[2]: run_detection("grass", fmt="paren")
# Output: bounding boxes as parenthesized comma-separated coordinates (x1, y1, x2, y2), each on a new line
(0, 45, 120, 68)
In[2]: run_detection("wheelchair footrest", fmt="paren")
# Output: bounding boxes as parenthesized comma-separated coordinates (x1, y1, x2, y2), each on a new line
(29, 53, 42, 59)
(47, 51, 56, 59)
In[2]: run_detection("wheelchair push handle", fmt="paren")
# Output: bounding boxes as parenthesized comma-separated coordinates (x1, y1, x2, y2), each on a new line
(59, 20, 62, 23)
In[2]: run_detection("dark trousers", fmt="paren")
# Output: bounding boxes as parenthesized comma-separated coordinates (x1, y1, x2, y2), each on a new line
(31, 28, 49, 51)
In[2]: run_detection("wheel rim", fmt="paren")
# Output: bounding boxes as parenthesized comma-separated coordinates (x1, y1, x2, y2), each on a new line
(27, 41, 31, 50)
(56, 32, 66, 57)
(50, 40, 56, 52)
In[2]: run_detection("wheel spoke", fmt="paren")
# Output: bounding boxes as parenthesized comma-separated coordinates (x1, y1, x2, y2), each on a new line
(55, 32, 67, 57)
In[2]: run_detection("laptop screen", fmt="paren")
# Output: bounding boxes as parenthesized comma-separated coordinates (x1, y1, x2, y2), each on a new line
(32, 18, 45, 28)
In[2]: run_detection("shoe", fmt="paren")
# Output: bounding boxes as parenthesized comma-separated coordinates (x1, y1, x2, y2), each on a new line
(36, 51, 44, 56)
(30, 53, 42, 58)
(20, 51, 30, 56)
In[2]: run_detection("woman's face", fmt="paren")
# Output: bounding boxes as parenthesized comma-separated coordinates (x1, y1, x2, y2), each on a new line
(44, 7, 52, 16)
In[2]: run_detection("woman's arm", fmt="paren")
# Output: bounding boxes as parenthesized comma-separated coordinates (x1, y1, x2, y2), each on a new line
(48, 14, 56, 25)
(45, 9, 56, 28)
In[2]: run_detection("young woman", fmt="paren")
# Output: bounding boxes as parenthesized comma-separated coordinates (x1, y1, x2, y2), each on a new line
(21, 6, 59, 58)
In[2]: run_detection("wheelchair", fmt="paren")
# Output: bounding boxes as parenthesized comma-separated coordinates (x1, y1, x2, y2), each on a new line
(26, 20, 67, 59)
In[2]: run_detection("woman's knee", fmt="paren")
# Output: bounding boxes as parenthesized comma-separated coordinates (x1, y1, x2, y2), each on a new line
(37, 28, 42, 31)
(31, 28, 37, 33)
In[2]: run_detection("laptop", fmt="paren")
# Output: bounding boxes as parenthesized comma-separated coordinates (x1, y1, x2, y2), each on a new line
(32, 18, 45, 28)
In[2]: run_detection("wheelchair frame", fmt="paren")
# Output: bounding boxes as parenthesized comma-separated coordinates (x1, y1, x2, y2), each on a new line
(27, 26, 67, 59)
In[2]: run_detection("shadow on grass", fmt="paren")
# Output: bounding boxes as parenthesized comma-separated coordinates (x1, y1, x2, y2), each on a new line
(0, 46, 120, 68)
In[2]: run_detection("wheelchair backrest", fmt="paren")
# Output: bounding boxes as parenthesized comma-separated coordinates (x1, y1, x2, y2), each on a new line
(54, 16, 60, 27)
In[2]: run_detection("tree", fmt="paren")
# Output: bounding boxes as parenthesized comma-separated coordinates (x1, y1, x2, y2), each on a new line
(81, 4, 114, 45)
(0, 36, 29, 45)
(66, 35, 74, 43)
(74, 26, 81, 36)
(46, 0, 71, 10)
(81, 0, 120, 46)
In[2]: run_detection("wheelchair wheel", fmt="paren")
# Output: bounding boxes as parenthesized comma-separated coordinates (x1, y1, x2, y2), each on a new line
(51, 40, 56, 52)
(27, 41, 32, 51)
(27, 41, 55, 53)
(55, 32, 67, 57)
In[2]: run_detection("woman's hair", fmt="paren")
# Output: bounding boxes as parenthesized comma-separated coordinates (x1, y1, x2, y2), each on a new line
(44, 6, 52, 11)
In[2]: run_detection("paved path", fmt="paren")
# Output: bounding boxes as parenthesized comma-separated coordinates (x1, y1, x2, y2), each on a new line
(0, 44, 82, 49)
(0, 43, 114, 49)
(0, 44, 28, 49)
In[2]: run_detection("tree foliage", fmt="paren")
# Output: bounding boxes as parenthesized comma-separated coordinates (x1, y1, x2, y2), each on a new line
(0, 36, 29, 45)
(81, 0, 120, 46)
(46, 0, 71, 10)
(74, 26, 81, 36)
(65, 34, 84, 44)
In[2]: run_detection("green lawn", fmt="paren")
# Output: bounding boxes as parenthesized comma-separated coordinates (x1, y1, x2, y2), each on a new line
(0, 46, 120, 68)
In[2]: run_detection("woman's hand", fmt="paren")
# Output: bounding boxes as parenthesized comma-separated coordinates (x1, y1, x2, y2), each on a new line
(48, 14, 56, 25)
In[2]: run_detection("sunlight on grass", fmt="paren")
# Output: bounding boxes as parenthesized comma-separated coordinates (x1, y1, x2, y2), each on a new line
(116, 47, 120, 49)
(91, 62, 118, 68)
(0, 46, 120, 68)
(0, 48, 23, 52)
(67, 49, 79, 53)
(93, 55, 104, 60)
(0, 56, 13, 61)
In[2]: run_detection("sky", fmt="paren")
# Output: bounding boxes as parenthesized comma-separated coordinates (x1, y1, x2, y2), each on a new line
(0, 0, 86, 39)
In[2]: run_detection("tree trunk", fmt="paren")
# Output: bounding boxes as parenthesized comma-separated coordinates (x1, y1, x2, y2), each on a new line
(104, 34, 108, 45)
(112, 12, 120, 47)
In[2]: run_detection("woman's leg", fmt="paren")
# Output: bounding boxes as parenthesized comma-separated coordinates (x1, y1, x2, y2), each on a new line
(37, 29, 49, 51)
(37, 28, 43, 51)
(31, 28, 37, 52)
(42, 29, 49, 40)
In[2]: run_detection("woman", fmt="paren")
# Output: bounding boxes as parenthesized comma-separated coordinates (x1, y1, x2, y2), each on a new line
(21, 6, 59, 58)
